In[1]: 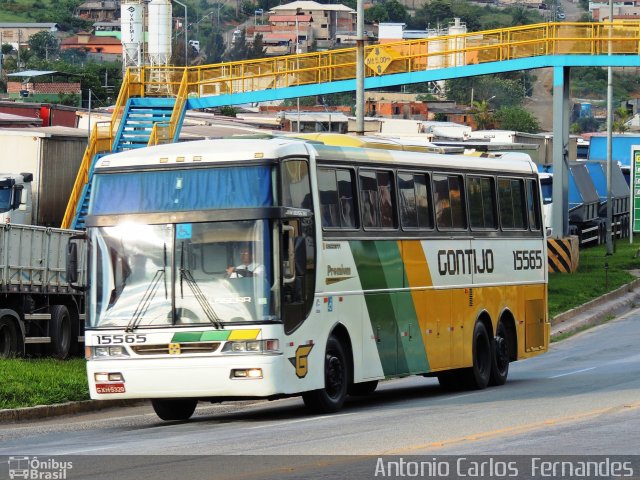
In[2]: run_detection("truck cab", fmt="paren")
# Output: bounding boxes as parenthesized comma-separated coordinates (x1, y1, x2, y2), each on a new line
(0, 173, 33, 225)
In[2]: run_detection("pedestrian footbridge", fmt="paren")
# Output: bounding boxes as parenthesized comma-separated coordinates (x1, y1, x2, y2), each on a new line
(62, 21, 640, 231)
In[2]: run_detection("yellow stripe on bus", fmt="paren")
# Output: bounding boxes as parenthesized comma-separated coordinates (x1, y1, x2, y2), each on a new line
(228, 329, 261, 340)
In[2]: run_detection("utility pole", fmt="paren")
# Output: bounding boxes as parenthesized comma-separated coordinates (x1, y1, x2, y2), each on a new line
(355, 0, 364, 135)
(606, 0, 614, 254)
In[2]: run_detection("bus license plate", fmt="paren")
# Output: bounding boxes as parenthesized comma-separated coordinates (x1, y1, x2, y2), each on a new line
(95, 383, 126, 394)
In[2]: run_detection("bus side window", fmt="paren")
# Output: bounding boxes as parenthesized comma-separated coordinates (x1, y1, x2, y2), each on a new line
(433, 173, 467, 230)
(360, 169, 396, 229)
(498, 177, 527, 230)
(526, 179, 541, 231)
(467, 176, 497, 230)
(318, 167, 356, 229)
(399, 172, 433, 230)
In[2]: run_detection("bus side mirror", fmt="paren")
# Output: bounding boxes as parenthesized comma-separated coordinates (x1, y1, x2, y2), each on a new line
(66, 235, 86, 291)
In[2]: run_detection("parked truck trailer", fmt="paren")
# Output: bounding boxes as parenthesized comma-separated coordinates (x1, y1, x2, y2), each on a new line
(0, 173, 86, 358)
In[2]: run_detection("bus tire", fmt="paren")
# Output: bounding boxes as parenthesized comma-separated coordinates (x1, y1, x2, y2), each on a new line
(460, 321, 491, 390)
(0, 317, 19, 358)
(348, 380, 378, 396)
(489, 322, 509, 386)
(151, 399, 198, 421)
(49, 305, 71, 359)
(302, 335, 348, 413)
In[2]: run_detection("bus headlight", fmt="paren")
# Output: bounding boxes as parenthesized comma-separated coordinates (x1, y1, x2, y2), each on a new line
(221, 339, 279, 354)
(87, 346, 130, 359)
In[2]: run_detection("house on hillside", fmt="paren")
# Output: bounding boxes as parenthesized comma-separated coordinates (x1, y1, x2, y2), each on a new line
(75, 0, 120, 22)
(0, 23, 59, 52)
(268, 1, 355, 49)
(60, 31, 122, 61)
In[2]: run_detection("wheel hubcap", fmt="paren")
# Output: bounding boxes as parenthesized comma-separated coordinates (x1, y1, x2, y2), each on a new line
(325, 353, 344, 398)
(495, 336, 509, 372)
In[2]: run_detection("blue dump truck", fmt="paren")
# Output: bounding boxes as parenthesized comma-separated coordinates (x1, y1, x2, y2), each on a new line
(539, 160, 630, 247)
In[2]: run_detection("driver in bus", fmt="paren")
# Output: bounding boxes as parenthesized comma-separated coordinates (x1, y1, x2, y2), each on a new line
(226, 246, 264, 278)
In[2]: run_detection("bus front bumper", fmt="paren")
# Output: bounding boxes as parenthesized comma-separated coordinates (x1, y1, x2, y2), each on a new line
(87, 354, 285, 400)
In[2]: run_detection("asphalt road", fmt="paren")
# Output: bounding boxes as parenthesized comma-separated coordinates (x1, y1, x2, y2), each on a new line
(1, 308, 639, 479)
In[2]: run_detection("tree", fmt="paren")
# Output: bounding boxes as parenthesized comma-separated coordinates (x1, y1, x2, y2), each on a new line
(28, 31, 59, 60)
(225, 29, 248, 61)
(364, 0, 408, 24)
(613, 106, 631, 133)
(1, 44, 13, 55)
(471, 99, 495, 130)
(447, 75, 525, 107)
(205, 31, 225, 64)
(248, 33, 265, 59)
(494, 106, 540, 133)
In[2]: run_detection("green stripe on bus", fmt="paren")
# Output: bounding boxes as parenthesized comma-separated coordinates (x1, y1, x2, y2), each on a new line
(171, 331, 232, 342)
(171, 332, 205, 343)
(351, 241, 429, 376)
(201, 331, 232, 341)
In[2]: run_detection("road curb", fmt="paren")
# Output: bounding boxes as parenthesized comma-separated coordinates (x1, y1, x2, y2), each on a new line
(3, 279, 640, 423)
(551, 278, 640, 338)
(0, 400, 143, 424)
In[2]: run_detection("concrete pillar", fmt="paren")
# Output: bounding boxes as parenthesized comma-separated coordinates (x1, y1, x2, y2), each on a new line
(552, 66, 571, 237)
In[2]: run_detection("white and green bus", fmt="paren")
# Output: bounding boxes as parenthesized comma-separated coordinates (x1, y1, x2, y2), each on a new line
(69, 137, 549, 421)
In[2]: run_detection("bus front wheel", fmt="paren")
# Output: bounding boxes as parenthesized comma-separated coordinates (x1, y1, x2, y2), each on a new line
(302, 335, 348, 413)
(151, 399, 198, 421)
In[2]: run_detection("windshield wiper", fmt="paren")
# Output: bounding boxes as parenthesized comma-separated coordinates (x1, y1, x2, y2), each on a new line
(179, 242, 223, 329)
(126, 245, 168, 332)
(125, 268, 165, 332)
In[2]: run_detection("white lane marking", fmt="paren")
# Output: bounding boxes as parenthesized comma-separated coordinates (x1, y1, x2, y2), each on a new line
(549, 366, 597, 379)
(247, 412, 358, 430)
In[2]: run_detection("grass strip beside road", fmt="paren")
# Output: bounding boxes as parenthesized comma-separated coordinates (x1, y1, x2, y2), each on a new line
(0, 358, 88, 410)
(1, 238, 640, 410)
(547, 238, 640, 318)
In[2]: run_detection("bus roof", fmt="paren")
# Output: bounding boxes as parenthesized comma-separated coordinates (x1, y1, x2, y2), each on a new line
(95, 137, 537, 175)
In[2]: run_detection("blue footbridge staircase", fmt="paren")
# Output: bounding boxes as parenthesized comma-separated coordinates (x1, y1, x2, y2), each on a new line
(62, 21, 640, 230)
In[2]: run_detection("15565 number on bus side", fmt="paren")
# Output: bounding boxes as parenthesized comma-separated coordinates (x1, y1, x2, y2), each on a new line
(512, 249, 543, 270)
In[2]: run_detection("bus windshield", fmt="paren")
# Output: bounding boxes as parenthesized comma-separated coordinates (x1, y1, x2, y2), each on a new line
(88, 219, 277, 329)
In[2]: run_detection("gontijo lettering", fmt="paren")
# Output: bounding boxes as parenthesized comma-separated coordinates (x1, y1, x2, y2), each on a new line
(437, 249, 495, 275)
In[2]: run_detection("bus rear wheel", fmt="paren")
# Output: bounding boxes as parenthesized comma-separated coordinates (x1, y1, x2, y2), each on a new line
(302, 335, 348, 413)
(460, 321, 491, 390)
(489, 322, 510, 386)
(151, 399, 198, 421)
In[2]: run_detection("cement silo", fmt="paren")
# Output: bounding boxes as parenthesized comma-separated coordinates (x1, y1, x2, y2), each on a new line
(120, 0, 144, 69)
(148, 0, 172, 66)
(447, 18, 467, 68)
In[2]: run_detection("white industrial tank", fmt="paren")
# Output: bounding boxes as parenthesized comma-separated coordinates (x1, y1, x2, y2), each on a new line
(447, 18, 467, 68)
(120, 0, 144, 68)
(148, 0, 172, 66)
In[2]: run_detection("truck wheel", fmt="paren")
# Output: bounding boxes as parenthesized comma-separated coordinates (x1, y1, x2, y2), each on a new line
(302, 335, 349, 413)
(151, 399, 198, 421)
(49, 305, 71, 359)
(0, 317, 19, 358)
